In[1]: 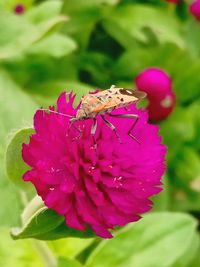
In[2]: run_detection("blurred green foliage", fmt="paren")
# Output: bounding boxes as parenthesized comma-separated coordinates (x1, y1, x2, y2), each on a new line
(1, 0, 200, 266)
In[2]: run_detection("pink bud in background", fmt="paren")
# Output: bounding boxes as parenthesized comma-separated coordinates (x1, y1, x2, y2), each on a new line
(135, 68, 172, 97)
(135, 67, 176, 122)
(190, 0, 200, 21)
(147, 91, 176, 122)
(14, 4, 25, 14)
(166, 0, 180, 3)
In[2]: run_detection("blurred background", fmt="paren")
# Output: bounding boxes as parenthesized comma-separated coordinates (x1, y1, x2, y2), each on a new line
(1, 0, 200, 266)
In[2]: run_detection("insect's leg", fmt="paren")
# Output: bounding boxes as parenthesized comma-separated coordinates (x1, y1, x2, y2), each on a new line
(39, 108, 82, 139)
(109, 113, 140, 144)
(124, 106, 131, 112)
(110, 85, 116, 89)
(69, 118, 83, 140)
(38, 108, 73, 118)
(101, 115, 122, 144)
(91, 118, 97, 148)
(40, 108, 77, 137)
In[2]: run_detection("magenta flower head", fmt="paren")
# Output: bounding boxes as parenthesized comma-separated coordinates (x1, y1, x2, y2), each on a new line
(190, 0, 200, 21)
(135, 67, 176, 122)
(14, 4, 25, 14)
(22, 91, 166, 238)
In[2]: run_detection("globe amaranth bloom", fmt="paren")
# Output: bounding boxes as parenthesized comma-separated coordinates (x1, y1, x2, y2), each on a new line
(14, 4, 25, 14)
(135, 67, 176, 122)
(22, 91, 166, 238)
(190, 0, 200, 21)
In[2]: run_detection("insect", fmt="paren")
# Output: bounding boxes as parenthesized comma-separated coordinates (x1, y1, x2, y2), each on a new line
(40, 85, 146, 146)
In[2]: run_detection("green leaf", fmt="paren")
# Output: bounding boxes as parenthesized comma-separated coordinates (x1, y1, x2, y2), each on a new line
(79, 52, 115, 87)
(188, 241, 200, 267)
(160, 107, 195, 163)
(0, 70, 36, 226)
(0, 69, 36, 154)
(173, 147, 200, 191)
(63, 0, 118, 10)
(185, 19, 200, 57)
(25, 0, 63, 23)
(170, 188, 200, 212)
(27, 80, 93, 107)
(35, 223, 95, 241)
(0, 181, 22, 227)
(0, 7, 68, 60)
(171, 232, 200, 267)
(21, 196, 45, 225)
(0, 227, 44, 267)
(62, 0, 116, 47)
(58, 257, 83, 267)
(48, 238, 94, 259)
(4, 53, 79, 87)
(86, 212, 198, 267)
(28, 33, 77, 58)
(172, 62, 200, 104)
(1, 0, 33, 11)
(188, 101, 200, 149)
(113, 44, 152, 80)
(0, 9, 30, 48)
(62, 0, 119, 21)
(6, 128, 34, 190)
(151, 175, 169, 211)
(103, 4, 184, 48)
(11, 198, 95, 240)
(11, 207, 64, 240)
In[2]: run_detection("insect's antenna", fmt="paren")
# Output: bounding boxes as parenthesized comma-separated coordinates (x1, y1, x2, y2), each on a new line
(38, 108, 74, 118)
(110, 85, 116, 89)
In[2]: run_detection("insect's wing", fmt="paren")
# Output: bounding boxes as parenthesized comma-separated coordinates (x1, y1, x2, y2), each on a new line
(132, 90, 147, 100)
(86, 88, 147, 114)
(119, 89, 147, 100)
(90, 97, 115, 113)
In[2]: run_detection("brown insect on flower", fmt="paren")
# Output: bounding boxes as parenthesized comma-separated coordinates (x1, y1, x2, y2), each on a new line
(40, 85, 146, 146)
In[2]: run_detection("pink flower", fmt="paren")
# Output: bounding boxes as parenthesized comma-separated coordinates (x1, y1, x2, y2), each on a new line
(135, 67, 176, 122)
(22, 92, 166, 238)
(14, 4, 25, 14)
(190, 0, 200, 21)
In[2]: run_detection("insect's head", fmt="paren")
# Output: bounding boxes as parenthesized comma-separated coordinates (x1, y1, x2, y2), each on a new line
(76, 109, 86, 120)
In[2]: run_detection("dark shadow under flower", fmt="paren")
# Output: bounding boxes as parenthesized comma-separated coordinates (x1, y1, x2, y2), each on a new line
(22, 92, 166, 238)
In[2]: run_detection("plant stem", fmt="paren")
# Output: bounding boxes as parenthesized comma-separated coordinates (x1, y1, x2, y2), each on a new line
(30, 239, 57, 267)
(20, 189, 29, 206)
(20, 191, 57, 267)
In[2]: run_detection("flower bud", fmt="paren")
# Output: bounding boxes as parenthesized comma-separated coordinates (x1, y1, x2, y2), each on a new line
(135, 67, 176, 121)
(14, 4, 25, 14)
(190, 0, 200, 21)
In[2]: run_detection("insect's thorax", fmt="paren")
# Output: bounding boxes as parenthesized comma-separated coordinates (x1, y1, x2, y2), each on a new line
(76, 94, 111, 120)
